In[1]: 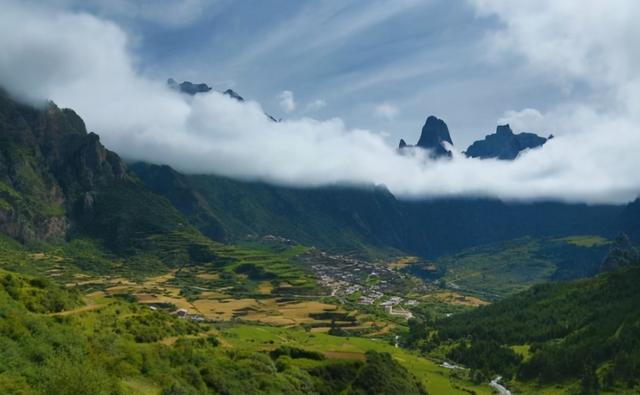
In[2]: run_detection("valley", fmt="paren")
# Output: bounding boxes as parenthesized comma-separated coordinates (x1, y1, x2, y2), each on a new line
(6, 223, 633, 394)
(0, 50, 639, 393)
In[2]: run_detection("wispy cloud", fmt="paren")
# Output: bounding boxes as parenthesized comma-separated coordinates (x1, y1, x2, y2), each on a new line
(306, 99, 327, 112)
(374, 103, 399, 121)
(228, 0, 425, 69)
(277, 90, 296, 113)
(48, 0, 214, 27)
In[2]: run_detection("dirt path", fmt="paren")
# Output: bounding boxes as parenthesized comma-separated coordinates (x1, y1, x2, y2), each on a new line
(48, 296, 109, 316)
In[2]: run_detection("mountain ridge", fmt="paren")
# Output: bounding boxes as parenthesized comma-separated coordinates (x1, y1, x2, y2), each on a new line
(465, 124, 550, 160)
(399, 116, 549, 160)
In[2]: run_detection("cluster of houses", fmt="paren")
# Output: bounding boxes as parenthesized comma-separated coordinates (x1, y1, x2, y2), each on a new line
(303, 249, 422, 320)
(261, 234, 296, 245)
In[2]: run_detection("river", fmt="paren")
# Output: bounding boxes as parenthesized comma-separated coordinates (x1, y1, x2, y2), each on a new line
(489, 376, 512, 395)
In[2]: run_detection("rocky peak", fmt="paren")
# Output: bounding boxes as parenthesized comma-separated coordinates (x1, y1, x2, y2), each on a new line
(167, 78, 212, 95)
(398, 115, 454, 158)
(0, 90, 131, 242)
(465, 124, 548, 160)
(223, 89, 245, 102)
(496, 124, 513, 135)
(417, 116, 454, 156)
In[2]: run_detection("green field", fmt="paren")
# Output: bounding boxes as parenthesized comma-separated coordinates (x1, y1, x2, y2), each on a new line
(435, 236, 609, 299)
(218, 324, 494, 395)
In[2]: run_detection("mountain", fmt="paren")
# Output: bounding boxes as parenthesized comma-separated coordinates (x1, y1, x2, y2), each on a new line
(0, 89, 223, 271)
(223, 88, 245, 102)
(429, 263, 640, 391)
(130, 162, 409, 256)
(398, 116, 453, 157)
(168, 80, 280, 121)
(465, 124, 549, 160)
(0, 89, 124, 242)
(0, 87, 630, 264)
(131, 162, 623, 259)
(167, 78, 212, 95)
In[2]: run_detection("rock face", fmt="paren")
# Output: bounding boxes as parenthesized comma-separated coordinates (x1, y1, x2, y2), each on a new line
(167, 78, 212, 95)
(0, 89, 128, 242)
(223, 89, 245, 102)
(221, 89, 280, 121)
(169, 79, 280, 122)
(465, 124, 548, 160)
(601, 233, 639, 272)
(417, 116, 454, 156)
(398, 116, 453, 158)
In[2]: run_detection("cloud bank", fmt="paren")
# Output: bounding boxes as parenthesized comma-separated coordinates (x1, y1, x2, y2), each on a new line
(0, 0, 639, 204)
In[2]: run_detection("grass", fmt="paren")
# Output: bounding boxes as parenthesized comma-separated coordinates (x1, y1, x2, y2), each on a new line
(219, 324, 495, 395)
(388, 256, 420, 270)
(1, 232, 600, 394)
(436, 236, 609, 299)
(511, 344, 532, 360)
(425, 291, 489, 307)
(556, 235, 610, 247)
(120, 378, 161, 395)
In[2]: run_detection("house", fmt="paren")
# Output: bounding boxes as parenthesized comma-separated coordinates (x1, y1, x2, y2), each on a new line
(358, 296, 374, 305)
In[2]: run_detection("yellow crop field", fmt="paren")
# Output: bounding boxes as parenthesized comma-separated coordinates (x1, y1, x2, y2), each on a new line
(427, 291, 488, 307)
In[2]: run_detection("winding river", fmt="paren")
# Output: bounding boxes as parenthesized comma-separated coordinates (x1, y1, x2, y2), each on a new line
(489, 376, 512, 395)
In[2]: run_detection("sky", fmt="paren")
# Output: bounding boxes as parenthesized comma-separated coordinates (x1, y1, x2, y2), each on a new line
(0, 0, 639, 204)
(55, 0, 564, 148)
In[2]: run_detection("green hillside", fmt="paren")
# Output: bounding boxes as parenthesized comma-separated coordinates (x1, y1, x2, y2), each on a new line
(427, 236, 610, 299)
(0, 268, 433, 395)
(130, 162, 623, 259)
(426, 264, 640, 393)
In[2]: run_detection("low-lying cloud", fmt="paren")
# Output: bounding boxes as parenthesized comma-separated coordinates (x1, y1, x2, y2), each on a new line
(0, 0, 639, 204)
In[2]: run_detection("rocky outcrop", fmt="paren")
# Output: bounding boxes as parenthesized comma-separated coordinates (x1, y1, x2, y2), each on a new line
(168, 78, 212, 95)
(0, 89, 130, 242)
(223, 89, 245, 102)
(398, 116, 453, 158)
(221, 89, 279, 121)
(465, 124, 548, 160)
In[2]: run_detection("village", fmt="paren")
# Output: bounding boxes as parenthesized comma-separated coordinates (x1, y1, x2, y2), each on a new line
(300, 249, 425, 320)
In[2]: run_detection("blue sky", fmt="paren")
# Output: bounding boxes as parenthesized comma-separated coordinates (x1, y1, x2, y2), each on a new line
(62, 0, 566, 148)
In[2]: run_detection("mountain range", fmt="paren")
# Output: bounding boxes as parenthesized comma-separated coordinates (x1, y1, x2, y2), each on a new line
(399, 115, 549, 160)
(1, 84, 640, 394)
(1, 87, 635, 262)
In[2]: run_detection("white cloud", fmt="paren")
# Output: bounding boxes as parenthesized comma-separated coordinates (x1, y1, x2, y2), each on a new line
(374, 103, 399, 121)
(277, 90, 296, 113)
(53, 0, 211, 27)
(0, 0, 639, 204)
(306, 99, 326, 112)
(498, 108, 550, 134)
